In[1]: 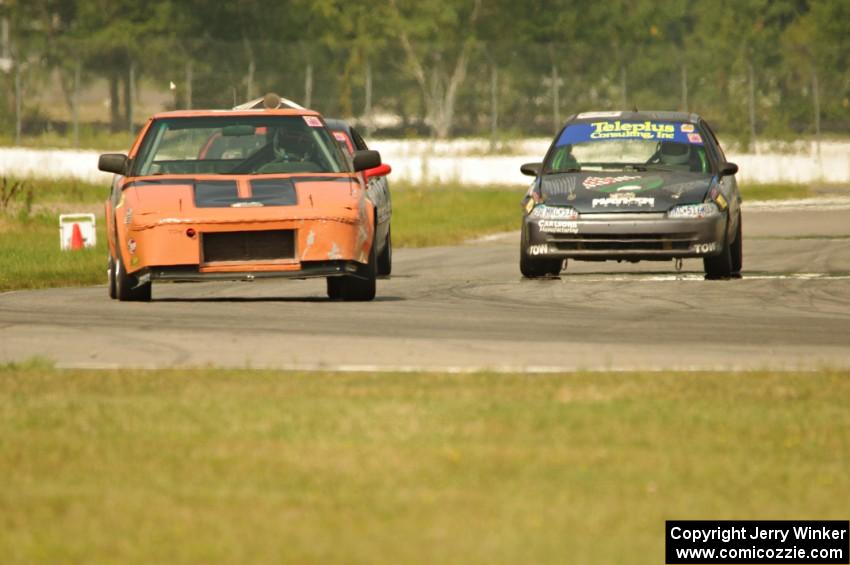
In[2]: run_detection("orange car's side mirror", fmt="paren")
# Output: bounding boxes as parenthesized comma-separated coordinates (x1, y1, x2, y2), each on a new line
(99, 153, 128, 175)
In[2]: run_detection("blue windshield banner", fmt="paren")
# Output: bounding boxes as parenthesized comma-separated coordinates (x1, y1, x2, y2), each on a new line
(557, 121, 704, 146)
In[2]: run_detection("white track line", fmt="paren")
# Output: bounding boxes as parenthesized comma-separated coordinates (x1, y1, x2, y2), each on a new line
(564, 273, 850, 282)
(467, 231, 516, 243)
(743, 197, 850, 211)
(53, 362, 841, 373)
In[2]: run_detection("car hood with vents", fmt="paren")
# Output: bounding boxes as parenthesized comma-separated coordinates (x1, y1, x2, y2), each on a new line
(538, 171, 714, 214)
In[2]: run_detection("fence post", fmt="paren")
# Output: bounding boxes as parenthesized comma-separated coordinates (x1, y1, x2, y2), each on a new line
(551, 63, 560, 131)
(246, 58, 255, 100)
(620, 64, 627, 108)
(128, 61, 135, 137)
(363, 60, 372, 133)
(305, 63, 313, 108)
(490, 63, 498, 151)
(73, 60, 80, 148)
(812, 67, 820, 150)
(185, 60, 193, 109)
(747, 61, 756, 153)
(14, 61, 21, 145)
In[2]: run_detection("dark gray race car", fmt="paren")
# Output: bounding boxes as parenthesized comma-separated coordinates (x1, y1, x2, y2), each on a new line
(520, 110, 742, 279)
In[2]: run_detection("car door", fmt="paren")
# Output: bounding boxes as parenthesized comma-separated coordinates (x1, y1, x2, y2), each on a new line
(701, 120, 741, 238)
(352, 127, 391, 246)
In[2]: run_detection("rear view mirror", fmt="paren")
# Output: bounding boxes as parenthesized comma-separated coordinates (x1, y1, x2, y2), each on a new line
(353, 150, 381, 172)
(521, 162, 542, 177)
(720, 162, 738, 176)
(364, 163, 392, 182)
(98, 153, 128, 175)
(221, 125, 257, 137)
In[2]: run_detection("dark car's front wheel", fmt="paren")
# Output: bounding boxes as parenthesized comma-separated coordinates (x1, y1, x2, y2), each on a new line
(704, 213, 742, 280)
(377, 227, 392, 277)
(520, 224, 562, 278)
(521, 253, 563, 278)
(730, 214, 743, 275)
(107, 255, 117, 299)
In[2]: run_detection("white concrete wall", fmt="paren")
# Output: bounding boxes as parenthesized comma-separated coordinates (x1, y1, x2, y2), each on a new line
(0, 147, 106, 183)
(1, 140, 847, 187)
(370, 138, 850, 186)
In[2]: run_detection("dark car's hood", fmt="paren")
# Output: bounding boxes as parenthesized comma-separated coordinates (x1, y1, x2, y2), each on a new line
(539, 171, 713, 213)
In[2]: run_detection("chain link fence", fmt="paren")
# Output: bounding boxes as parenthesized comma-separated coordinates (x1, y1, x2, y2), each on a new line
(1, 39, 848, 148)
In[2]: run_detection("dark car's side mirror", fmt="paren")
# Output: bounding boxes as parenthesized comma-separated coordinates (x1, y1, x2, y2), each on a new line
(99, 153, 128, 175)
(719, 162, 738, 177)
(353, 150, 381, 172)
(521, 162, 542, 177)
(364, 163, 392, 182)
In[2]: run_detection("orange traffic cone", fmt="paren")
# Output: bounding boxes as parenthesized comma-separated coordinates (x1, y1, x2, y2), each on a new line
(70, 223, 84, 250)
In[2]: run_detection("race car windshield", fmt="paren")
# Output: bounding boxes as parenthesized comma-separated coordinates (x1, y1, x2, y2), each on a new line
(133, 116, 348, 176)
(545, 120, 709, 174)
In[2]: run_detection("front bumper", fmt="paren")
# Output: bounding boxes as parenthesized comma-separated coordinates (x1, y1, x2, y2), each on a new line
(120, 215, 372, 275)
(524, 212, 726, 261)
(137, 260, 366, 285)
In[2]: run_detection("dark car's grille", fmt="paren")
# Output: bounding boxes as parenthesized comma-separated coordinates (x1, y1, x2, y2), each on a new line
(202, 230, 295, 263)
(549, 232, 698, 252)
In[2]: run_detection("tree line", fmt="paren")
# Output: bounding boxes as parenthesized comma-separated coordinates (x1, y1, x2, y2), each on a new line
(1, 0, 848, 145)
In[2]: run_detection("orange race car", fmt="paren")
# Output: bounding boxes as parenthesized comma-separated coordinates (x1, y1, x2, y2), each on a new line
(98, 97, 391, 301)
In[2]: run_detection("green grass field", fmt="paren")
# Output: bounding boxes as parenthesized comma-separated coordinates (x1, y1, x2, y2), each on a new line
(0, 213, 107, 292)
(0, 365, 847, 564)
(392, 186, 520, 247)
(739, 182, 813, 201)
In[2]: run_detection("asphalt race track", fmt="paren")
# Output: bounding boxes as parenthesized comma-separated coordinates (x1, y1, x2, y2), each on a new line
(2, 205, 849, 371)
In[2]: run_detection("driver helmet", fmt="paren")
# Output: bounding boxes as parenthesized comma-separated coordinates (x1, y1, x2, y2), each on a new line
(272, 128, 291, 160)
(272, 128, 310, 161)
(659, 141, 690, 166)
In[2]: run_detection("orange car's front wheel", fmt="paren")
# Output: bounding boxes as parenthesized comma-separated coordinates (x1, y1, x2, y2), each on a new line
(326, 242, 376, 301)
(115, 255, 151, 302)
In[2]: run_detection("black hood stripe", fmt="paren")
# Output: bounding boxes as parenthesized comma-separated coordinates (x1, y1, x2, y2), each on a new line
(121, 176, 352, 191)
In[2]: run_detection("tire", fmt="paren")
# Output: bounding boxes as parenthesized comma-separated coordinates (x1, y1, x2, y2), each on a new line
(520, 254, 562, 278)
(326, 276, 343, 300)
(377, 227, 392, 276)
(519, 224, 562, 278)
(336, 242, 377, 301)
(730, 213, 743, 275)
(703, 215, 737, 280)
(115, 255, 151, 301)
(107, 254, 117, 299)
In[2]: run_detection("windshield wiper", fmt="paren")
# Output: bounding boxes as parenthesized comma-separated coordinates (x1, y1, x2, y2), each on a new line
(642, 164, 678, 172)
(543, 167, 581, 174)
